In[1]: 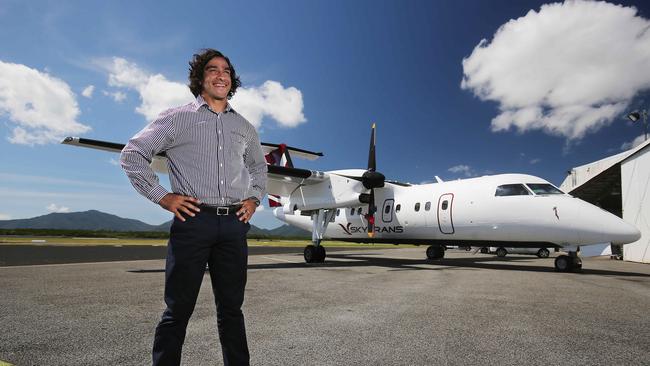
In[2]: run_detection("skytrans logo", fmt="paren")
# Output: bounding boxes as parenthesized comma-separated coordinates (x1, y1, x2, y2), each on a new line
(338, 223, 404, 235)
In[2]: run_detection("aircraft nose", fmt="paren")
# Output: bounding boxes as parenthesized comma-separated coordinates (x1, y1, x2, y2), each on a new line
(609, 219, 641, 245)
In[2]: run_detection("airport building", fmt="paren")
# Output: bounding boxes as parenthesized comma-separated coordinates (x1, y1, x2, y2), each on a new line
(560, 139, 650, 263)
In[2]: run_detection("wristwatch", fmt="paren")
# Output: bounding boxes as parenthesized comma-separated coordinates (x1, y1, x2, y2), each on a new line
(247, 196, 261, 207)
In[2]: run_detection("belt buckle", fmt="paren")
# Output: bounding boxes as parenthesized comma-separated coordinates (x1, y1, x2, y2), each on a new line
(216, 207, 229, 215)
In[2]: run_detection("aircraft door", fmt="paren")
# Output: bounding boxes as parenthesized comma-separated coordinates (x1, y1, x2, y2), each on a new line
(437, 193, 454, 234)
(382, 199, 394, 223)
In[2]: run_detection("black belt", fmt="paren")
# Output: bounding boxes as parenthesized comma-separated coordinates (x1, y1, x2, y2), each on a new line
(199, 204, 242, 216)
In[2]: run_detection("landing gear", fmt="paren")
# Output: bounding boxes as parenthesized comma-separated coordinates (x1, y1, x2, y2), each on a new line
(426, 245, 445, 260)
(480, 247, 489, 254)
(304, 244, 326, 263)
(496, 247, 508, 258)
(554, 252, 582, 272)
(303, 209, 336, 264)
(537, 248, 550, 258)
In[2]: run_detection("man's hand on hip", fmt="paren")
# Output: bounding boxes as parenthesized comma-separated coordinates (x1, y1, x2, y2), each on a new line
(236, 199, 258, 223)
(159, 194, 201, 222)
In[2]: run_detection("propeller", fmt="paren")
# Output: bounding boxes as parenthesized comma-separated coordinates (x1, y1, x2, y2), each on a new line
(361, 124, 385, 237)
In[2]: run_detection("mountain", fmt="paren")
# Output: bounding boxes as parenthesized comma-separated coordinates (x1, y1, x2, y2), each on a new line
(0, 210, 158, 231)
(0, 210, 311, 238)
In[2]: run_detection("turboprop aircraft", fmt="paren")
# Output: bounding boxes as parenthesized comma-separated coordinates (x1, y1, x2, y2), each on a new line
(62, 125, 640, 272)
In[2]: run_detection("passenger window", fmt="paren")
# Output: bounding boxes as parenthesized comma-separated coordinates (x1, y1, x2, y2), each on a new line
(415, 202, 420, 212)
(351, 208, 355, 215)
(441, 200, 448, 210)
(336, 209, 340, 216)
(395, 204, 401, 213)
(358, 207, 363, 215)
(384, 205, 391, 214)
(425, 202, 431, 211)
(495, 184, 531, 196)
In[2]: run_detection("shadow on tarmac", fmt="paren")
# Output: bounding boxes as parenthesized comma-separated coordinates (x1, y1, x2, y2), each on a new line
(128, 252, 650, 277)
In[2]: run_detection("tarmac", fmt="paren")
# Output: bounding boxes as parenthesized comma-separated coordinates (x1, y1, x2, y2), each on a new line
(1, 246, 649, 366)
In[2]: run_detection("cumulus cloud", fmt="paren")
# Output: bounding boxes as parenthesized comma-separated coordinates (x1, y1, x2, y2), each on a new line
(461, 0, 650, 140)
(81, 85, 95, 98)
(102, 90, 127, 103)
(621, 134, 647, 150)
(0, 61, 91, 145)
(101, 57, 306, 127)
(448, 164, 473, 177)
(529, 158, 541, 165)
(231, 81, 306, 128)
(46, 203, 70, 213)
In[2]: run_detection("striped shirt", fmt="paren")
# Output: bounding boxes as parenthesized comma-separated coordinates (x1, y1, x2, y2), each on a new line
(120, 95, 267, 206)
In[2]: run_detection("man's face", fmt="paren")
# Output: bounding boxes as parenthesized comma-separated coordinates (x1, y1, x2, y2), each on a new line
(201, 57, 232, 100)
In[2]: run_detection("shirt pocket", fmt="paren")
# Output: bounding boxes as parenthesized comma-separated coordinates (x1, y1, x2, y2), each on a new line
(230, 131, 247, 160)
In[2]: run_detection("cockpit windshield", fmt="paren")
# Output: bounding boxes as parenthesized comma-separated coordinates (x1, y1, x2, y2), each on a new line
(526, 183, 564, 195)
(495, 184, 531, 196)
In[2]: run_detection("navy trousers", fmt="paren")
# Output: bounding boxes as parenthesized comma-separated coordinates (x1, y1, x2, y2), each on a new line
(152, 210, 250, 366)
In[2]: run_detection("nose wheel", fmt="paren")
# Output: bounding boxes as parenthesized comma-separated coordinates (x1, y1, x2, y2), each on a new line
(554, 252, 582, 272)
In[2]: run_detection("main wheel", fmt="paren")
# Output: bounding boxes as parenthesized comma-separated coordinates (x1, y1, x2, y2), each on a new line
(537, 248, 550, 258)
(304, 245, 317, 263)
(426, 245, 445, 260)
(480, 247, 489, 254)
(554, 255, 571, 272)
(496, 247, 507, 258)
(316, 245, 326, 263)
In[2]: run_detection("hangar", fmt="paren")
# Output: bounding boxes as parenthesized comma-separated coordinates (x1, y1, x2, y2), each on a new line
(560, 139, 650, 263)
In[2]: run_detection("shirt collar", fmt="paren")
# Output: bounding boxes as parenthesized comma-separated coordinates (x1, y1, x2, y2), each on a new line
(194, 95, 234, 113)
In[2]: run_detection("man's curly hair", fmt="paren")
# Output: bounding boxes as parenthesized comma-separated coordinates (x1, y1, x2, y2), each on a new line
(188, 49, 241, 99)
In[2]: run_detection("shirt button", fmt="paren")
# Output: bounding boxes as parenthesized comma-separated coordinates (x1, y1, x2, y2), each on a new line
(220, 180, 224, 184)
(220, 163, 223, 167)
(218, 130, 221, 134)
(219, 146, 222, 150)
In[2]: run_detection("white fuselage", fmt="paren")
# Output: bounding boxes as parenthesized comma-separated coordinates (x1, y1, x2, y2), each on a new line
(273, 173, 640, 248)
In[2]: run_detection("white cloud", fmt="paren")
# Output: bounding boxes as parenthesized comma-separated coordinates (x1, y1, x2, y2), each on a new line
(102, 90, 127, 103)
(109, 158, 120, 166)
(101, 57, 306, 127)
(46, 203, 70, 213)
(461, 1, 650, 140)
(621, 134, 647, 150)
(0, 213, 11, 220)
(529, 158, 541, 165)
(231, 81, 306, 128)
(81, 85, 95, 98)
(448, 164, 473, 177)
(0, 61, 91, 145)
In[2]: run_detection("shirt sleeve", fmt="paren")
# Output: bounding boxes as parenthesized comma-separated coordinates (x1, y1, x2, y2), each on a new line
(244, 128, 268, 203)
(120, 113, 176, 204)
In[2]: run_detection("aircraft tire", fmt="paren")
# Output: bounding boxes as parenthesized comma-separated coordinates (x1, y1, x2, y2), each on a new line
(304, 245, 317, 263)
(496, 247, 507, 258)
(554, 255, 571, 272)
(480, 247, 489, 254)
(426, 245, 445, 260)
(537, 248, 550, 258)
(316, 245, 326, 263)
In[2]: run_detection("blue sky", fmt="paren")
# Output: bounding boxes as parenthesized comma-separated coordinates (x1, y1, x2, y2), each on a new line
(1, 0, 649, 228)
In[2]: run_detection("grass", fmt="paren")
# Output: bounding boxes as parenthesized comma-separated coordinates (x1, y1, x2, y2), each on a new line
(0, 236, 416, 248)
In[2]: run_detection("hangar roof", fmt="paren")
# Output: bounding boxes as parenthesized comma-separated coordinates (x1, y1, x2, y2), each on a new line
(560, 139, 650, 205)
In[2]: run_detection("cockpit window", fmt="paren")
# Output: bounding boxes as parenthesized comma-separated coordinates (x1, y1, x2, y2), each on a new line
(526, 183, 564, 195)
(495, 184, 531, 196)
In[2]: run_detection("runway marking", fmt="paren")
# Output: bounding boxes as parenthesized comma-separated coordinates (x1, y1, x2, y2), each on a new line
(0, 259, 163, 269)
(259, 256, 298, 263)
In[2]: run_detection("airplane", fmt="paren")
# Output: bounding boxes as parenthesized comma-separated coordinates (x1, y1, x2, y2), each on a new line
(62, 125, 641, 272)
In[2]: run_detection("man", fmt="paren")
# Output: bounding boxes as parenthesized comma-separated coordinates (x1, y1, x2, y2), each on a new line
(120, 49, 267, 366)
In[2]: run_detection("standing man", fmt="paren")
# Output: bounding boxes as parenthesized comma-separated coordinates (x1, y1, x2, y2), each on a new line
(120, 49, 267, 366)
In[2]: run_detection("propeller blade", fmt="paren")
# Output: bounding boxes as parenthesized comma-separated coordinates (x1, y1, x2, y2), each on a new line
(367, 123, 376, 172)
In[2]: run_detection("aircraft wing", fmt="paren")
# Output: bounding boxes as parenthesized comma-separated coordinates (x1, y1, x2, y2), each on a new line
(62, 136, 325, 176)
